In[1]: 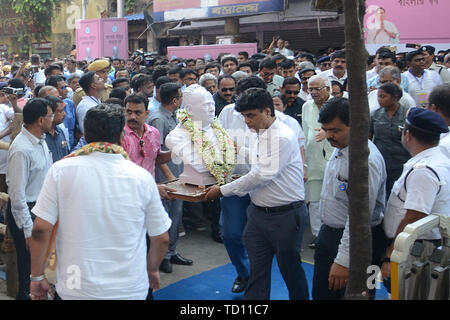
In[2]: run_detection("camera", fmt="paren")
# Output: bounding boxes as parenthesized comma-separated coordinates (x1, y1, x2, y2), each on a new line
(132, 50, 159, 67)
(2, 87, 25, 96)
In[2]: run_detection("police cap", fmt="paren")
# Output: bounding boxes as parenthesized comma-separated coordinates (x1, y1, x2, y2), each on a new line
(406, 107, 449, 135)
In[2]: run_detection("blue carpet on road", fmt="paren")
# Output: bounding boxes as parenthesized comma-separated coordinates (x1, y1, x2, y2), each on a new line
(154, 259, 389, 300)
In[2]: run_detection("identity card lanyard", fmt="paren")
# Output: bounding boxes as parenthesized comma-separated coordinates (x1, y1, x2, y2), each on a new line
(409, 70, 428, 106)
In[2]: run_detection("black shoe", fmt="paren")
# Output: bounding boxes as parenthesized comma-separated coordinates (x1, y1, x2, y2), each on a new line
(212, 229, 223, 243)
(159, 258, 172, 273)
(231, 276, 248, 293)
(170, 253, 193, 266)
(308, 237, 318, 249)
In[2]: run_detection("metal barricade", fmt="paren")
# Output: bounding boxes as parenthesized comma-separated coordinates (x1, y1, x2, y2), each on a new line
(390, 213, 450, 300)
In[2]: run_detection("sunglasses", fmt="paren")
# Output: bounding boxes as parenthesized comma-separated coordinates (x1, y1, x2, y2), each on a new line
(139, 139, 146, 157)
(221, 87, 235, 92)
(285, 90, 300, 95)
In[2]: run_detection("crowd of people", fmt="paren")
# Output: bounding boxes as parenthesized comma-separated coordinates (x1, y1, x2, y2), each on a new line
(0, 40, 449, 300)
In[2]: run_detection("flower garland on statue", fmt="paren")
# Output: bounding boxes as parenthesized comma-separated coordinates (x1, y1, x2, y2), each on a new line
(177, 109, 235, 185)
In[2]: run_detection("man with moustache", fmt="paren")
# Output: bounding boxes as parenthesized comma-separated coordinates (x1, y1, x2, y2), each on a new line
(319, 50, 347, 86)
(213, 75, 236, 116)
(122, 93, 174, 197)
(280, 77, 305, 126)
(312, 97, 387, 300)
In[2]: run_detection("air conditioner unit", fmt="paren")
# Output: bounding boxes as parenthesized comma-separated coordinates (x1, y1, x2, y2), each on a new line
(216, 36, 234, 45)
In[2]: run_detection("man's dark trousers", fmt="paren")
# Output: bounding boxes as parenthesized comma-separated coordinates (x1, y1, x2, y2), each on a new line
(243, 202, 309, 300)
(312, 223, 387, 300)
(6, 199, 36, 300)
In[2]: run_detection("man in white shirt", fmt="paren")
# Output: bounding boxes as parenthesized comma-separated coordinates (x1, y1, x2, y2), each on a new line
(312, 97, 387, 300)
(217, 76, 307, 294)
(76, 71, 105, 134)
(29, 104, 171, 300)
(205, 88, 309, 300)
(258, 57, 284, 97)
(6, 98, 53, 300)
(403, 50, 443, 107)
(319, 50, 347, 86)
(427, 84, 450, 158)
(382, 108, 450, 281)
(421, 46, 450, 84)
(0, 84, 21, 192)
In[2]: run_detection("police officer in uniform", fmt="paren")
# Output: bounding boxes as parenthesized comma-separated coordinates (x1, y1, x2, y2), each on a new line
(382, 107, 450, 281)
(72, 60, 113, 106)
(421, 46, 450, 84)
(312, 97, 387, 300)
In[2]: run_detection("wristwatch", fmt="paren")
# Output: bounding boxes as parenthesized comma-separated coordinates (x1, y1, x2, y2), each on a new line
(30, 274, 46, 282)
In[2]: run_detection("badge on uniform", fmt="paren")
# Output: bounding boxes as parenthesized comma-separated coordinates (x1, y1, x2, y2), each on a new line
(339, 183, 347, 191)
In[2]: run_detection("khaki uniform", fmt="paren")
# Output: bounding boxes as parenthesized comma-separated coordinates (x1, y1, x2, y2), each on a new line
(72, 84, 113, 106)
(429, 62, 450, 84)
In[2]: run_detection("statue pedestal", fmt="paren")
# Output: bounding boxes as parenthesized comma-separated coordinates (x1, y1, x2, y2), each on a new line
(179, 164, 217, 187)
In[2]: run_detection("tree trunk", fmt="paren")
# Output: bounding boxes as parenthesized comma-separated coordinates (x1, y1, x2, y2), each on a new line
(343, 0, 372, 300)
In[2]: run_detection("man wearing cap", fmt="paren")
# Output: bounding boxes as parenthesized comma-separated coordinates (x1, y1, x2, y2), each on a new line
(297, 61, 316, 101)
(421, 46, 450, 84)
(72, 60, 112, 106)
(317, 56, 331, 73)
(403, 50, 442, 108)
(381, 107, 450, 282)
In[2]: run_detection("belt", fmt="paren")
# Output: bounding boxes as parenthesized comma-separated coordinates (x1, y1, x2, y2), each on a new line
(323, 224, 345, 233)
(253, 200, 304, 214)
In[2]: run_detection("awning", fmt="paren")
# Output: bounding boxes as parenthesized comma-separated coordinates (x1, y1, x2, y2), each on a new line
(124, 13, 145, 21)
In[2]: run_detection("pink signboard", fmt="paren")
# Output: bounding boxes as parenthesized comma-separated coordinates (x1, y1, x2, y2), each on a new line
(364, 0, 450, 45)
(76, 18, 128, 61)
(167, 43, 258, 60)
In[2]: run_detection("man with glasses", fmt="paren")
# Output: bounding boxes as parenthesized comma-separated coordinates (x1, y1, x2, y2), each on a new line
(6, 98, 53, 299)
(281, 77, 305, 126)
(317, 56, 331, 73)
(258, 57, 284, 97)
(181, 68, 198, 89)
(297, 62, 316, 101)
(302, 75, 334, 249)
(213, 75, 236, 116)
(382, 108, 450, 285)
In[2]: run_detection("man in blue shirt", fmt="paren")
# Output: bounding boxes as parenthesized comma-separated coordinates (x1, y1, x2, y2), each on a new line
(45, 75, 77, 150)
(44, 96, 70, 162)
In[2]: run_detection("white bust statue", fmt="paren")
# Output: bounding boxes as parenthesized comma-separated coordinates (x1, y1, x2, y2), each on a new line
(166, 84, 222, 186)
